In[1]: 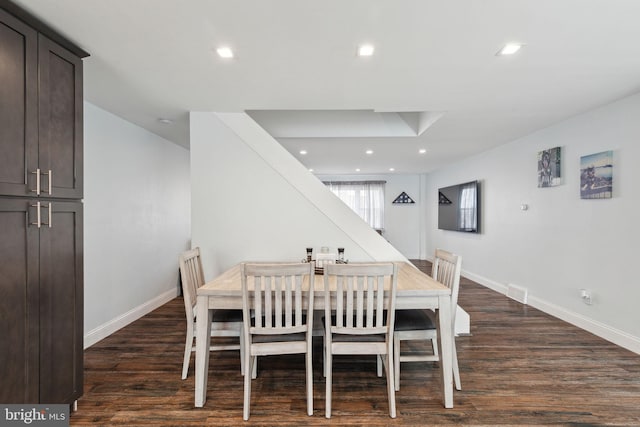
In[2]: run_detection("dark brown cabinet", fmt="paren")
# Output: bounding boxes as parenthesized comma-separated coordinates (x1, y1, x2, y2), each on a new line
(0, 8, 37, 197)
(1, 2, 87, 405)
(38, 35, 84, 199)
(0, 7, 83, 199)
(0, 199, 83, 404)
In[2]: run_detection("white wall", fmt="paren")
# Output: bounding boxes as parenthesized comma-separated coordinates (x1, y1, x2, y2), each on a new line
(83, 102, 191, 347)
(190, 112, 407, 281)
(423, 92, 640, 352)
(316, 174, 423, 259)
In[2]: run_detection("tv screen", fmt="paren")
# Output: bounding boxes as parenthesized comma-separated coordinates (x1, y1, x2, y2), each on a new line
(438, 180, 480, 233)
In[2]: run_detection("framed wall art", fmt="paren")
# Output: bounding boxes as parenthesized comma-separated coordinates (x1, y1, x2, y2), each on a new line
(537, 146, 562, 187)
(580, 150, 613, 199)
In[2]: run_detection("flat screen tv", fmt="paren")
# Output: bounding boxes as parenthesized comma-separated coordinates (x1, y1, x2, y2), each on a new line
(438, 180, 480, 233)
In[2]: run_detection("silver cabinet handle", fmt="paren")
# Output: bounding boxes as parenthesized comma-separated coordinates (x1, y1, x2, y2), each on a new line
(30, 168, 41, 195)
(42, 203, 52, 228)
(30, 202, 41, 228)
(44, 169, 52, 195)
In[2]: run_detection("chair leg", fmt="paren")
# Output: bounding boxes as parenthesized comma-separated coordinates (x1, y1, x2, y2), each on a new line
(322, 333, 326, 378)
(431, 336, 439, 358)
(452, 339, 461, 391)
(386, 353, 397, 418)
(251, 356, 258, 379)
(394, 333, 401, 391)
(306, 348, 313, 416)
(322, 330, 334, 379)
(182, 326, 194, 380)
(243, 352, 253, 420)
(239, 327, 245, 376)
(376, 354, 383, 377)
(325, 347, 332, 418)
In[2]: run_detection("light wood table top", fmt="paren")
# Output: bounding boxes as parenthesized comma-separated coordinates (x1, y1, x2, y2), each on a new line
(198, 261, 450, 310)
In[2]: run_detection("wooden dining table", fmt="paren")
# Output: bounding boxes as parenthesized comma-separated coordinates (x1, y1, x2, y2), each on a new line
(194, 261, 455, 409)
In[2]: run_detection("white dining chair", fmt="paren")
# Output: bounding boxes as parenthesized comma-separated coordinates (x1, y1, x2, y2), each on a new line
(323, 262, 398, 419)
(392, 249, 462, 391)
(241, 262, 314, 420)
(178, 248, 244, 380)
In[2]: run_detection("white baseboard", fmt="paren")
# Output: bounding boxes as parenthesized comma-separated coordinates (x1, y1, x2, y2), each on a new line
(463, 269, 508, 294)
(464, 269, 640, 355)
(528, 295, 640, 355)
(84, 288, 179, 349)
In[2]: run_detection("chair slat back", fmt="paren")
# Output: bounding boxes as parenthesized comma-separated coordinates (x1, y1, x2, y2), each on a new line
(324, 263, 397, 336)
(242, 263, 314, 335)
(179, 248, 205, 320)
(432, 248, 462, 323)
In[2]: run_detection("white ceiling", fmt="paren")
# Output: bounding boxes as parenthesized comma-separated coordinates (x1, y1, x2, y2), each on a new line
(13, 0, 640, 174)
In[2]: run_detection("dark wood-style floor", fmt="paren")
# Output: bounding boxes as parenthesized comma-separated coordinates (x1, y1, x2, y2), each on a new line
(71, 260, 640, 426)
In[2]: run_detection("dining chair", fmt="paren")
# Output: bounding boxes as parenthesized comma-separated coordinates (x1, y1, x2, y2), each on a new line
(241, 262, 314, 420)
(323, 262, 398, 419)
(392, 249, 462, 391)
(178, 247, 244, 380)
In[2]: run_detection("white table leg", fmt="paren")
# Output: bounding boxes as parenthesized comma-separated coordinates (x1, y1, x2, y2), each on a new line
(438, 295, 454, 408)
(195, 294, 212, 407)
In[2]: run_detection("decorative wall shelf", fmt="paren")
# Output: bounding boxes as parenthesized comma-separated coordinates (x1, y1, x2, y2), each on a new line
(392, 192, 415, 204)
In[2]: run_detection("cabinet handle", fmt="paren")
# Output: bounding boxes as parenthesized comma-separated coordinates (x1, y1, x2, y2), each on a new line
(43, 169, 53, 195)
(30, 202, 41, 228)
(42, 203, 52, 228)
(30, 169, 41, 195)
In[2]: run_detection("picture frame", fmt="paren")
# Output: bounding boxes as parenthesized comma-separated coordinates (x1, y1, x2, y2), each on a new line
(537, 147, 562, 187)
(580, 150, 613, 199)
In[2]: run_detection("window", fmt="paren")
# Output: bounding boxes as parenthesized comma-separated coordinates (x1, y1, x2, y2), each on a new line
(323, 181, 385, 230)
(458, 182, 477, 232)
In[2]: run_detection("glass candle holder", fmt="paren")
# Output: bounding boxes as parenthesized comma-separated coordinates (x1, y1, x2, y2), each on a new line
(306, 247, 313, 262)
(338, 247, 345, 262)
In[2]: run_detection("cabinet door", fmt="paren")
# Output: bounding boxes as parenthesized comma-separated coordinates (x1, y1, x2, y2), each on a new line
(0, 10, 38, 197)
(0, 199, 40, 403)
(38, 35, 83, 199)
(38, 200, 83, 403)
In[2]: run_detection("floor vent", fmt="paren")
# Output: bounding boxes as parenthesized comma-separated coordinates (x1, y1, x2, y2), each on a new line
(506, 283, 528, 304)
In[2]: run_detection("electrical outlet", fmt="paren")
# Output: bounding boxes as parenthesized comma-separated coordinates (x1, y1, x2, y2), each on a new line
(580, 289, 592, 305)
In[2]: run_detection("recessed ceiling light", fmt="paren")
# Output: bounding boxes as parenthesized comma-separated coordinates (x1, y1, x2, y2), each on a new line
(358, 44, 375, 57)
(158, 118, 173, 125)
(309, 168, 314, 172)
(389, 168, 395, 172)
(217, 47, 234, 58)
(419, 149, 427, 154)
(496, 43, 522, 56)
(299, 150, 307, 155)
(365, 150, 373, 155)
(355, 168, 361, 172)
